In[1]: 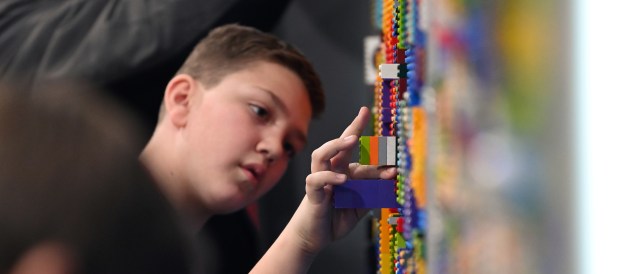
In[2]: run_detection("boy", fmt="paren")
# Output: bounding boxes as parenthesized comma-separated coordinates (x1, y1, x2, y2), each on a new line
(141, 24, 396, 273)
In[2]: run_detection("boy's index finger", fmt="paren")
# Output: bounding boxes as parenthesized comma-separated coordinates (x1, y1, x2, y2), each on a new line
(339, 107, 370, 138)
(331, 107, 370, 172)
(311, 136, 358, 172)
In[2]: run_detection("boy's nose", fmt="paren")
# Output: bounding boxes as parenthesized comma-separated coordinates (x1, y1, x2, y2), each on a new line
(257, 136, 284, 164)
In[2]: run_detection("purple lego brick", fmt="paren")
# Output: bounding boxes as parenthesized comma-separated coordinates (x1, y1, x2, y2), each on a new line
(333, 179, 402, 208)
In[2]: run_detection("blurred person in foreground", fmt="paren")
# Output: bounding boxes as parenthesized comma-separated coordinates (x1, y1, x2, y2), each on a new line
(0, 82, 209, 274)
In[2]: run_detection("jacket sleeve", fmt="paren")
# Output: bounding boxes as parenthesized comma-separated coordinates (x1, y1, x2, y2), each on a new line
(0, 0, 289, 85)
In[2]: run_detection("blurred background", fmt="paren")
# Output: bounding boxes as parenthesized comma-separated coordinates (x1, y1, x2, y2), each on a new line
(269, 0, 618, 273)
(272, 0, 562, 273)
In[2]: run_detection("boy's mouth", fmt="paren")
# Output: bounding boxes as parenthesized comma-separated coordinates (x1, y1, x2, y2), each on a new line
(241, 163, 265, 188)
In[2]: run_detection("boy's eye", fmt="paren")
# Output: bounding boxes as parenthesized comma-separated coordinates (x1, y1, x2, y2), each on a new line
(283, 142, 296, 158)
(249, 104, 269, 119)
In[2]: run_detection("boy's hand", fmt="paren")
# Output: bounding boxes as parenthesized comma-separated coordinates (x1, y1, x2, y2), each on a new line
(298, 107, 397, 254)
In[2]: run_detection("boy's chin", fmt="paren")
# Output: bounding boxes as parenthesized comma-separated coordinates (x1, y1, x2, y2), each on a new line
(213, 196, 252, 214)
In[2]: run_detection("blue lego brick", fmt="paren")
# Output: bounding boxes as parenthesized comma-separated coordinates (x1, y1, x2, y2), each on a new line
(333, 179, 402, 208)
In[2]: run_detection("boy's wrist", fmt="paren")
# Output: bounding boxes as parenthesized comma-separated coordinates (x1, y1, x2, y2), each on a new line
(287, 197, 330, 256)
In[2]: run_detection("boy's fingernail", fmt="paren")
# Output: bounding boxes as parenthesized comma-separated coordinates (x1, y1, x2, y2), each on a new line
(336, 174, 347, 180)
(382, 166, 397, 173)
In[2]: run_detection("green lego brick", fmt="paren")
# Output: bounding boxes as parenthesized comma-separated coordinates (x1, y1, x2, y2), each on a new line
(359, 136, 370, 165)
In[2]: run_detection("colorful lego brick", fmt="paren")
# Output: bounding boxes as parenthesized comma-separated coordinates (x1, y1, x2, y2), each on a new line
(379, 208, 392, 274)
(379, 63, 408, 79)
(359, 136, 396, 166)
(378, 136, 387, 165)
(411, 107, 427, 207)
(333, 179, 402, 208)
(369, 136, 379, 165)
(386, 136, 396, 165)
(379, 63, 399, 79)
(380, 136, 397, 165)
(359, 136, 370, 165)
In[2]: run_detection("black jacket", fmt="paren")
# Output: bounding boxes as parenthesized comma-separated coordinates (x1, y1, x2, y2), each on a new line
(0, 0, 291, 128)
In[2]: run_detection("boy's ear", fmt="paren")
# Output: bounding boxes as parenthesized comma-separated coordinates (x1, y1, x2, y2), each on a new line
(164, 74, 197, 128)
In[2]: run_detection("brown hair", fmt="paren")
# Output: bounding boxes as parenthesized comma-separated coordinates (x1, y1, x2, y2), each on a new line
(172, 24, 325, 118)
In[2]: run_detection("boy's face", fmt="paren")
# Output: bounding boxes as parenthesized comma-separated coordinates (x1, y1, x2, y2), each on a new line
(179, 61, 312, 214)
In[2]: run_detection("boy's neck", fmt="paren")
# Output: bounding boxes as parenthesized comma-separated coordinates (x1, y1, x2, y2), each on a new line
(140, 126, 212, 232)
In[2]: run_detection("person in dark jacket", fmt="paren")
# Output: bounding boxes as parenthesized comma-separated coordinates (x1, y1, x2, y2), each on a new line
(0, 82, 207, 274)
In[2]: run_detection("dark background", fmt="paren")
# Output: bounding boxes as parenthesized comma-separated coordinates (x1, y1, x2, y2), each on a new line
(262, 1, 377, 274)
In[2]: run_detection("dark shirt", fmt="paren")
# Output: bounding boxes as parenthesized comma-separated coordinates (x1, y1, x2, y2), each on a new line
(200, 210, 261, 274)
